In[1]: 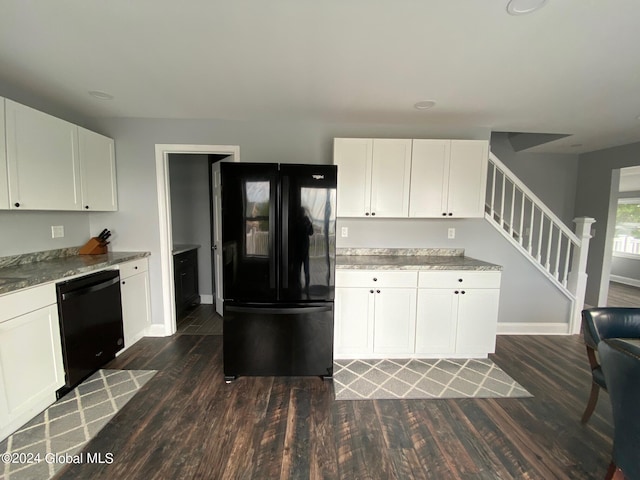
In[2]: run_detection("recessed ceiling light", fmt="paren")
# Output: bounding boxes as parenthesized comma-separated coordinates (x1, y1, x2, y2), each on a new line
(570, 143, 583, 148)
(414, 101, 436, 110)
(88, 90, 114, 100)
(506, 0, 547, 15)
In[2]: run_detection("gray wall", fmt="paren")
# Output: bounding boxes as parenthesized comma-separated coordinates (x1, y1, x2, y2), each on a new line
(0, 211, 90, 256)
(337, 217, 572, 326)
(490, 132, 579, 225)
(611, 255, 640, 284)
(83, 117, 489, 328)
(574, 141, 640, 305)
(168, 154, 212, 299)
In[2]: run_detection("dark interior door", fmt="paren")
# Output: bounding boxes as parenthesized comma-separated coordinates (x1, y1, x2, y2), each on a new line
(221, 163, 279, 302)
(280, 164, 337, 302)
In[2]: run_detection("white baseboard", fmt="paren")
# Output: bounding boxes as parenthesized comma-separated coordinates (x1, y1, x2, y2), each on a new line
(497, 322, 570, 335)
(200, 294, 214, 304)
(146, 324, 170, 337)
(610, 275, 640, 288)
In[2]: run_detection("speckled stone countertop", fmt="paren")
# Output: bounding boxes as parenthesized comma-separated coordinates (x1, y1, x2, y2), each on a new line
(336, 248, 502, 271)
(0, 248, 150, 295)
(172, 244, 201, 255)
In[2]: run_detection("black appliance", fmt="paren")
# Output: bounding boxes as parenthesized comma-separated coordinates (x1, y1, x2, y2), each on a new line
(221, 163, 337, 381)
(56, 269, 124, 397)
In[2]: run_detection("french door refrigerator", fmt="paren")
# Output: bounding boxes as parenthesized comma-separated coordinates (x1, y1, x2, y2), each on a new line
(220, 163, 337, 381)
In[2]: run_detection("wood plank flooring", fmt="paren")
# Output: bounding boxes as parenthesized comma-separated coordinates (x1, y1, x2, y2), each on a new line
(607, 281, 640, 307)
(53, 330, 614, 480)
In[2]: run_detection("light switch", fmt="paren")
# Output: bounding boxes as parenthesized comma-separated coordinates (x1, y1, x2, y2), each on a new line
(341, 227, 349, 238)
(51, 225, 65, 238)
(448, 227, 455, 239)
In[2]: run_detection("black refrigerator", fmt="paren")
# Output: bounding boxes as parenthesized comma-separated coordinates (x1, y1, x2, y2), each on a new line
(220, 163, 337, 381)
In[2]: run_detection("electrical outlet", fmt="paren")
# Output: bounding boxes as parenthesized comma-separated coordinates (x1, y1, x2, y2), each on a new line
(448, 227, 455, 239)
(341, 227, 349, 238)
(51, 225, 65, 238)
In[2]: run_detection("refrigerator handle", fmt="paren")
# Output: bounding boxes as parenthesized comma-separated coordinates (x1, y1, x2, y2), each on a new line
(226, 305, 333, 315)
(281, 175, 290, 289)
(269, 174, 277, 290)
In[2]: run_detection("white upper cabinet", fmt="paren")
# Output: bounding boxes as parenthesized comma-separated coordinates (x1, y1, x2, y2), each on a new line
(1, 99, 118, 211)
(5, 100, 81, 210)
(410, 139, 489, 218)
(0, 97, 8, 210)
(79, 127, 118, 211)
(447, 140, 489, 217)
(409, 139, 450, 217)
(370, 139, 412, 218)
(334, 138, 412, 217)
(334, 138, 372, 217)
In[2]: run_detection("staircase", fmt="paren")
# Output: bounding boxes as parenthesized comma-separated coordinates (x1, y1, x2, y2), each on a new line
(485, 152, 594, 334)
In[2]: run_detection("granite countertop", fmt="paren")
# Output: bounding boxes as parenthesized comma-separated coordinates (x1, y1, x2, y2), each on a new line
(172, 244, 201, 255)
(0, 248, 150, 295)
(336, 248, 502, 271)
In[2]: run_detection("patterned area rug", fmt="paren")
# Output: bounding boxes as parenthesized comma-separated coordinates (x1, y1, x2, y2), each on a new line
(334, 358, 531, 400)
(0, 369, 156, 480)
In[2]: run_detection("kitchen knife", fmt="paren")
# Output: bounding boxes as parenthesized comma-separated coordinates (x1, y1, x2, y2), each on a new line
(97, 229, 108, 240)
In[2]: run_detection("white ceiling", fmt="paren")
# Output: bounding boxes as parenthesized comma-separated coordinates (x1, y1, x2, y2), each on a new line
(1, 0, 640, 154)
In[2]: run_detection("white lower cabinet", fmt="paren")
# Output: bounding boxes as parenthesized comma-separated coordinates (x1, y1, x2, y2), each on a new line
(373, 287, 416, 354)
(0, 284, 65, 441)
(119, 258, 151, 350)
(335, 268, 501, 359)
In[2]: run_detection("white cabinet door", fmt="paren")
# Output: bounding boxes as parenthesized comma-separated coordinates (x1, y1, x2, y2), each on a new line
(455, 289, 500, 355)
(79, 127, 118, 211)
(0, 97, 8, 210)
(373, 287, 417, 354)
(370, 139, 412, 218)
(335, 287, 375, 355)
(447, 140, 489, 218)
(415, 288, 458, 354)
(119, 259, 151, 350)
(334, 138, 372, 217)
(5, 100, 81, 210)
(0, 304, 65, 439)
(409, 139, 450, 217)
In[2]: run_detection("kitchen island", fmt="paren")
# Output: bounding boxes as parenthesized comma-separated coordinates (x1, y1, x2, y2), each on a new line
(335, 248, 502, 359)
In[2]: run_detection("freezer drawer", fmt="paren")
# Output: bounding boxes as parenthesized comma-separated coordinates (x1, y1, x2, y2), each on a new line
(223, 302, 334, 380)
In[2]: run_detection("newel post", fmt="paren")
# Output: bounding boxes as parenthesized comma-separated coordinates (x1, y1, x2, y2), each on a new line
(567, 217, 596, 334)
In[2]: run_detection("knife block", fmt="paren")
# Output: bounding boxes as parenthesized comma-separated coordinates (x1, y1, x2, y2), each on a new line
(79, 237, 108, 255)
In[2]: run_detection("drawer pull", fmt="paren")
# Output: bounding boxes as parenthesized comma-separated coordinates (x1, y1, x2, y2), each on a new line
(458, 278, 463, 282)
(373, 277, 378, 282)
(370, 290, 374, 294)
(376, 289, 380, 293)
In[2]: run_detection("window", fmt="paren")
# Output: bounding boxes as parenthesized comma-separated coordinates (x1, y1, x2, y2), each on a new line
(613, 198, 640, 256)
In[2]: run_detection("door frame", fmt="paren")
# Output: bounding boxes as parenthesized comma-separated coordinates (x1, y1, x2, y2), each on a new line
(155, 144, 240, 336)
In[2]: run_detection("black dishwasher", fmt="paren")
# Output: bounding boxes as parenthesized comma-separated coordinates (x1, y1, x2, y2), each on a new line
(56, 269, 124, 398)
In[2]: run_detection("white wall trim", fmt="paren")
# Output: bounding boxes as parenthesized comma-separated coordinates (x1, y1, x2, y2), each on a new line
(155, 144, 240, 337)
(145, 324, 169, 337)
(610, 274, 640, 288)
(497, 322, 570, 335)
(200, 294, 214, 305)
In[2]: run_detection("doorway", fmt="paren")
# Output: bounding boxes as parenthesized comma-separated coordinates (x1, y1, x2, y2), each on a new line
(155, 144, 240, 336)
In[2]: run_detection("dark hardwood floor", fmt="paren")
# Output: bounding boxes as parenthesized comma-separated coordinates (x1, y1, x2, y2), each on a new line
(53, 329, 614, 479)
(176, 304, 222, 335)
(607, 281, 640, 307)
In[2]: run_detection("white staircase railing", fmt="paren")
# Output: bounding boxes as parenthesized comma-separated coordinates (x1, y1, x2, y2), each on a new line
(486, 152, 595, 334)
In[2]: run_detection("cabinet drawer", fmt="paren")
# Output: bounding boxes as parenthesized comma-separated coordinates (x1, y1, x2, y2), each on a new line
(418, 270, 501, 289)
(0, 283, 56, 323)
(118, 258, 149, 279)
(336, 270, 417, 288)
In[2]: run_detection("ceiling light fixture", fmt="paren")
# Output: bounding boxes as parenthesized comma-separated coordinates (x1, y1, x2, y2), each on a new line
(414, 100, 436, 110)
(570, 143, 583, 148)
(88, 90, 114, 100)
(506, 0, 547, 15)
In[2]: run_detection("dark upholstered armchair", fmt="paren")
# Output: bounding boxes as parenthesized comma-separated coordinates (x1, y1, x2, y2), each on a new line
(581, 308, 640, 423)
(599, 338, 640, 480)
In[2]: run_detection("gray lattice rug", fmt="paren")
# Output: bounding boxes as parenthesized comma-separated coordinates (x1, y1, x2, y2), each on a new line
(0, 369, 156, 480)
(334, 358, 531, 400)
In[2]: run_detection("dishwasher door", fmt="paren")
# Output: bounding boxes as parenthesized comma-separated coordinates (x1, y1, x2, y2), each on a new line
(56, 269, 124, 394)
